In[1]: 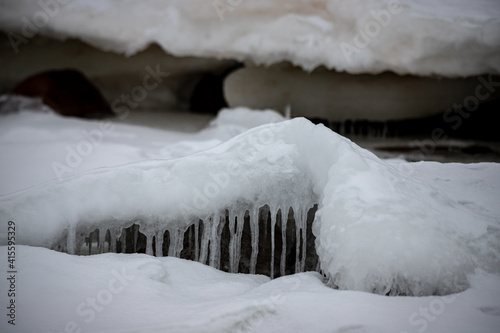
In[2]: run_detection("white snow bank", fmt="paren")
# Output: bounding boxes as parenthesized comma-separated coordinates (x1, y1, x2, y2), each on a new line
(0, 0, 499, 77)
(1, 107, 499, 296)
(0, 96, 285, 195)
(2, 246, 500, 333)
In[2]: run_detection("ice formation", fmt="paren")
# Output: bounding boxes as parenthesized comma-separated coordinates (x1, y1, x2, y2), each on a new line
(1, 0, 499, 77)
(1, 115, 499, 296)
(223, 67, 500, 121)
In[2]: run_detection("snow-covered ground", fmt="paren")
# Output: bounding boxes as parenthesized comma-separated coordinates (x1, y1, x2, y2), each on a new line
(0, 98, 272, 195)
(1, 0, 499, 76)
(1, 100, 500, 332)
(1, 246, 500, 333)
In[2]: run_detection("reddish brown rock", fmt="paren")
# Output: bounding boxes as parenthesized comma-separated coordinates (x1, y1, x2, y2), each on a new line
(13, 69, 114, 119)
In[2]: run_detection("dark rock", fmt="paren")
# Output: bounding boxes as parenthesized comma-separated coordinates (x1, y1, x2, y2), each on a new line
(13, 69, 114, 119)
(318, 98, 500, 141)
(308, 117, 330, 127)
(190, 64, 242, 115)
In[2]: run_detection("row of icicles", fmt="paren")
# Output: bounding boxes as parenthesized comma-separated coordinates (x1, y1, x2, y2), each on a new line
(61, 204, 320, 278)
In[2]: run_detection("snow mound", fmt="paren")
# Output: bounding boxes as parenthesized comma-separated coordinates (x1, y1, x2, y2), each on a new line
(1, 0, 499, 76)
(0, 94, 51, 114)
(1, 116, 499, 296)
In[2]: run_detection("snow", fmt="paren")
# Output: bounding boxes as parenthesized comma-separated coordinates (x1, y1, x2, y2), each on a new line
(0, 96, 285, 195)
(1, 246, 500, 333)
(0, 100, 500, 331)
(0, 0, 499, 77)
(1, 1, 499, 330)
(1, 100, 500, 298)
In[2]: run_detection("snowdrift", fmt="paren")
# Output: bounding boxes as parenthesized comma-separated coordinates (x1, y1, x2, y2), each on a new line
(1, 114, 499, 296)
(1, 0, 499, 77)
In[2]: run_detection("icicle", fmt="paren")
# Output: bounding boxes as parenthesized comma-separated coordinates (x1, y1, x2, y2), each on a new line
(132, 224, 139, 253)
(168, 228, 177, 257)
(217, 215, 225, 268)
(209, 214, 223, 269)
(109, 229, 117, 253)
(155, 230, 164, 257)
(146, 232, 154, 256)
(249, 207, 259, 274)
(294, 206, 301, 273)
(284, 103, 291, 119)
(300, 207, 307, 272)
(188, 225, 193, 259)
(194, 222, 199, 262)
(280, 208, 287, 277)
(88, 231, 93, 255)
(67, 224, 76, 255)
(75, 230, 85, 255)
(98, 229, 105, 254)
(218, 215, 226, 267)
(199, 219, 210, 264)
(104, 229, 111, 253)
(262, 205, 269, 241)
(174, 228, 184, 258)
(228, 210, 236, 273)
(166, 227, 186, 258)
(270, 206, 276, 279)
(234, 211, 245, 274)
(236, 210, 247, 273)
(120, 228, 127, 253)
(208, 215, 218, 268)
(167, 228, 175, 257)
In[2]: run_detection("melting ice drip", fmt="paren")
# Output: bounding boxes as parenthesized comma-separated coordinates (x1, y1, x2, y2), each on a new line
(1, 118, 496, 296)
(68, 205, 319, 278)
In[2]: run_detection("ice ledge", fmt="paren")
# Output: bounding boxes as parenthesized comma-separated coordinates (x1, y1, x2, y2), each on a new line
(1, 0, 499, 77)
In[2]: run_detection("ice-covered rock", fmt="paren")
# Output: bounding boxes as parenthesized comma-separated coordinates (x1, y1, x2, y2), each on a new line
(1, 115, 499, 295)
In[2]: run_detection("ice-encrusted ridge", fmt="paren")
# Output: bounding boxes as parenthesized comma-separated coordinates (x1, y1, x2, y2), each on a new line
(1, 118, 499, 295)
